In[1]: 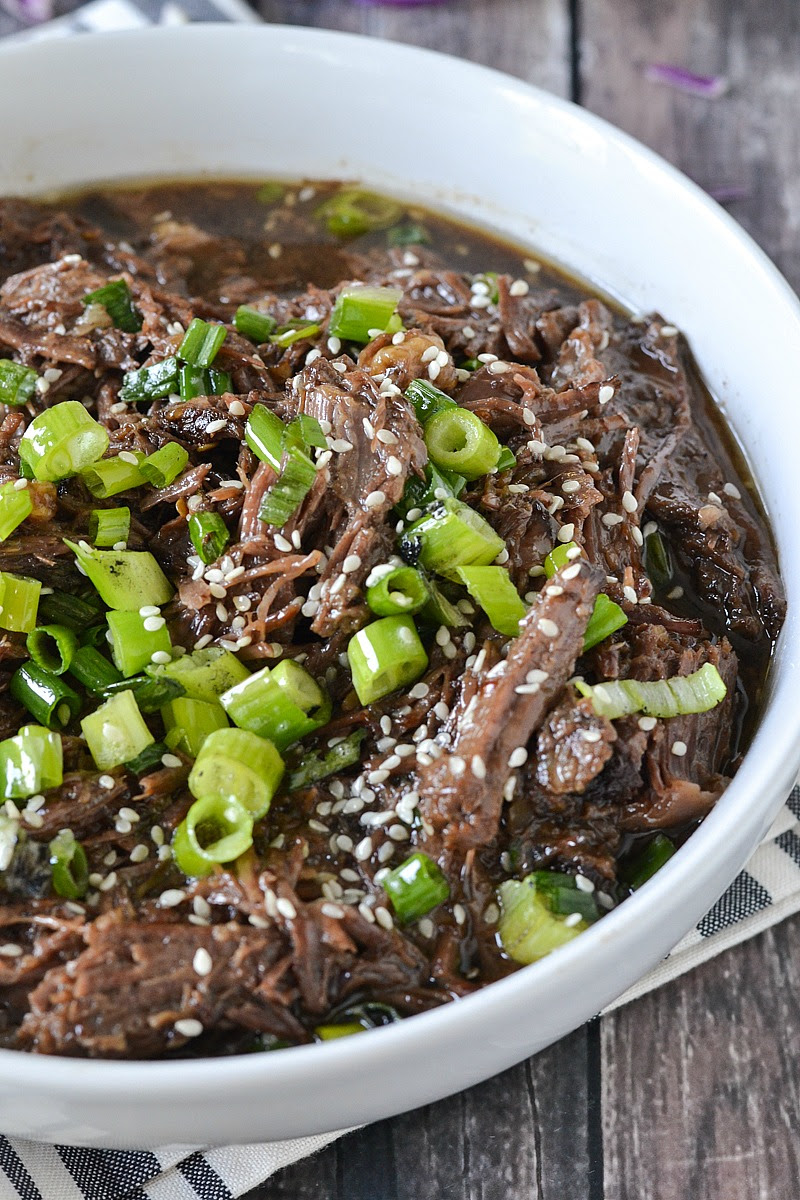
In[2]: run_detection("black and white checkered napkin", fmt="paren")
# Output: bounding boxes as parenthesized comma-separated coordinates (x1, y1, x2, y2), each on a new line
(2, 3, 800, 1196)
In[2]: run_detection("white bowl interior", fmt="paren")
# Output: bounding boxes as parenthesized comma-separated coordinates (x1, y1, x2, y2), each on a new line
(0, 25, 798, 1147)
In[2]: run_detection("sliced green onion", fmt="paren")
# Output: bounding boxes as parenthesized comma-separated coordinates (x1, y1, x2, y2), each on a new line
(644, 530, 673, 589)
(329, 286, 402, 344)
(528, 871, 599, 923)
(220, 660, 329, 751)
(366, 565, 430, 617)
(383, 852, 450, 923)
(0, 725, 62, 799)
(64, 540, 173, 609)
(454, 565, 527, 636)
(234, 305, 277, 342)
(407, 499, 505, 578)
(20, 401, 109, 483)
(0, 480, 31, 542)
(178, 365, 231, 401)
(125, 740, 169, 775)
(424, 408, 500, 480)
(26, 624, 78, 675)
(140, 443, 189, 488)
(397, 462, 466, 517)
(188, 511, 229, 564)
(255, 181, 284, 205)
(89, 506, 130, 548)
(178, 318, 227, 367)
(0, 572, 40, 633)
(270, 320, 320, 349)
(173, 792, 253, 878)
(106, 609, 172, 677)
(49, 829, 88, 900)
(622, 834, 676, 890)
(387, 222, 430, 247)
(161, 696, 229, 758)
(38, 590, 102, 631)
(496, 445, 517, 473)
(420, 580, 470, 628)
(244, 404, 284, 471)
(582, 593, 627, 652)
(544, 541, 583, 577)
(315, 1024, 366, 1041)
(82, 279, 142, 333)
(347, 615, 428, 706)
(80, 689, 154, 770)
(498, 875, 589, 964)
(147, 646, 250, 705)
(10, 663, 80, 730)
(575, 662, 727, 721)
(259, 444, 316, 526)
(104, 672, 185, 713)
(69, 644, 122, 693)
(405, 379, 457, 426)
(285, 413, 326, 452)
(0, 360, 37, 406)
(188, 726, 284, 820)
(287, 729, 366, 791)
(119, 356, 180, 404)
(315, 189, 402, 239)
(81, 454, 145, 499)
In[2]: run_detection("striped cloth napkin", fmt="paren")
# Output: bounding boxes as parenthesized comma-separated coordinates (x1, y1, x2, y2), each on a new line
(2, 2, 800, 1196)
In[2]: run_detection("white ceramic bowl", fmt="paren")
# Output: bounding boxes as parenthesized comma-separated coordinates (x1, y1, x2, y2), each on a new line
(0, 24, 798, 1149)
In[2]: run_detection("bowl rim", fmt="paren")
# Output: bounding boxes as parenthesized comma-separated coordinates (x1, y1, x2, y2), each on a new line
(0, 22, 798, 1098)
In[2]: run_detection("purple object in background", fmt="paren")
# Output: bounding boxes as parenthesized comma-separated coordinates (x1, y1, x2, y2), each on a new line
(644, 62, 729, 98)
(0, 0, 52, 19)
(354, 0, 446, 6)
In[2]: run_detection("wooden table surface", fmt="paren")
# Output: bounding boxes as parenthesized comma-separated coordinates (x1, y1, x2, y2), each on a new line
(247, 3, 800, 1198)
(0, 0, 796, 1195)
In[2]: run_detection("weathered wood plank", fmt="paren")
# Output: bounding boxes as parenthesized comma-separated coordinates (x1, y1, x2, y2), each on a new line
(258, 0, 572, 98)
(579, 0, 800, 288)
(600, 918, 800, 1200)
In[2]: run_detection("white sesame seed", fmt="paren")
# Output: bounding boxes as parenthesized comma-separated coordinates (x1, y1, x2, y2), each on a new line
(471, 755, 487, 779)
(378, 842, 395, 863)
(603, 512, 624, 528)
(564, 913, 583, 928)
(623, 585, 638, 605)
(671, 740, 688, 757)
(143, 615, 166, 632)
(0, 944, 22, 957)
(354, 837, 373, 861)
(342, 554, 362, 574)
(453, 904, 466, 926)
(159, 889, 185, 908)
(193, 947, 213, 976)
(161, 753, 182, 768)
(538, 618, 560, 637)
(631, 527, 644, 547)
(418, 917, 435, 938)
(365, 490, 386, 509)
(321, 902, 345, 919)
(205, 419, 227, 435)
(509, 279, 530, 297)
(668, 586, 684, 600)
(98, 775, 115, 790)
(130, 844, 149, 863)
(638, 716, 657, 731)
(622, 490, 638, 514)
(581, 729, 602, 744)
(557, 524, 576, 543)
(276, 897, 297, 920)
(562, 479, 581, 494)
(598, 385, 615, 406)
(228, 399, 246, 417)
(99, 872, 118, 892)
(660, 324, 678, 337)
(723, 482, 741, 499)
(408, 682, 429, 700)
(375, 906, 394, 930)
(508, 747, 528, 768)
(386, 456, 403, 476)
(175, 1018, 204, 1038)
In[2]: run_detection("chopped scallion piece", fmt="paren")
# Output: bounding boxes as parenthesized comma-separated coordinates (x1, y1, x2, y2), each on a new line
(397, 462, 466, 517)
(49, 829, 88, 900)
(328, 286, 402, 344)
(146, 646, 249, 705)
(315, 189, 402, 239)
(39, 590, 103, 632)
(259, 441, 316, 526)
(69, 644, 123, 694)
(622, 834, 676, 890)
(498, 874, 590, 964)
(315, 1023, 366, 1041)
(644, 530, 673, 589)
(0, 572, 40, 633)
(26, 624, 79, 675)
(89, 506, 131, 548)
(473, 272, 499, 304)
(82, 279, 142, 333)
(125, 740, 170, 776)
(244, 404, 284, 471)
(140, 443, 189, 488)
(407, 498, 505, 578)
(347, 615, 428, 706)
(178, 365, 231, 401)
(544, 541, 582, 577)
(0, 480, 32, 541)
(576, 662, 727, 721)
(286, 729, 366, 791)
(188, 726, 284, 820)
(270, 320, 320, 349)
(80, 689, 154, 770)
(178, 318, 227, 367)
(106, 609, 172, 677)
(220, 660, 330, 751)
(387, 222, 430, 247)
(161, 696, 229, 758)
(10, 663, 80, 730)
(20, 400, 109, 483)
(420, 580, 471, 628)
(64, 540, 173, 609)
(81, 453, 145, 499)
(119, 357, 180, 404)
(582, 593, 627, 651)
(188, 511, 230, 565)
(234, 305, 277, 342)
(103, 672, 185, 713)
(383, 852, 450, 923)
(0, 360, 37, 406)
(0, 725, 63, 799)
(255, 181, 284, 205)
(496, 445, 517, 473)
(173, 792, 254, 878)
(454, 565, 527, 636)
(366, 565, 430, 617)
(405, 379, 457, 425)
(424, 407, 500, 480)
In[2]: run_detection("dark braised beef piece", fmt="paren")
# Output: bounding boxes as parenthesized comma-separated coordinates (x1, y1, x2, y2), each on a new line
(0, 181, 783, 1057)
